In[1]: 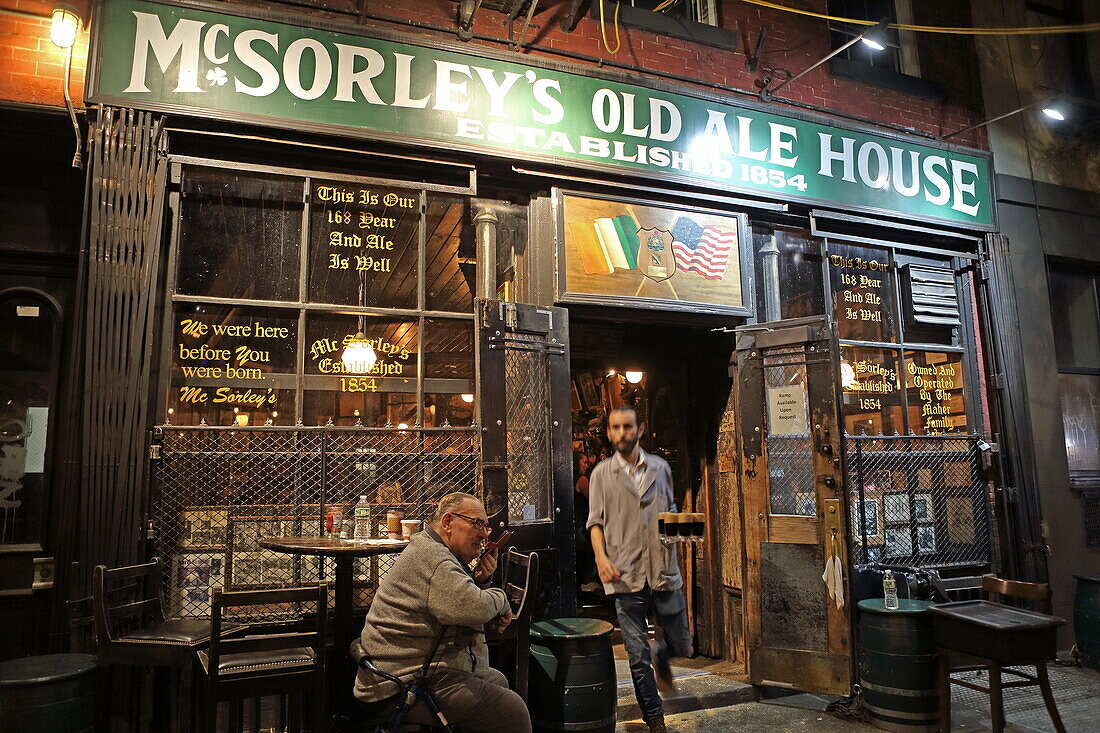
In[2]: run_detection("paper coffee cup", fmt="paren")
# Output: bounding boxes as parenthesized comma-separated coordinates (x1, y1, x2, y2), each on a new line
(400, 519, 421, 540)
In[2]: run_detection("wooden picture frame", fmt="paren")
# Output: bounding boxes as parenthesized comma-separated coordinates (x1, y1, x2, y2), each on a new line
(178, 507, 228, 549)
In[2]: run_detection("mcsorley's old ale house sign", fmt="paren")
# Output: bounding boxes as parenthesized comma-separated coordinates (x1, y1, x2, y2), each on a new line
(88, 0, 995, 229)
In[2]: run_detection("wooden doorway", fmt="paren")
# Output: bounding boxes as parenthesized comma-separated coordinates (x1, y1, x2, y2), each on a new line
(734, 316, 853, 695)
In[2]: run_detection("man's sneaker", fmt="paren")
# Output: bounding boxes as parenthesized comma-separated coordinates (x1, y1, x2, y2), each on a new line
(650, 640, 676, 695)
(646, 717, 668, 733)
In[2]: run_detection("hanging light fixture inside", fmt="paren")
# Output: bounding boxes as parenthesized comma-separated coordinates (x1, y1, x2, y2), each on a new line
(342, 332, 378, 374)
(625, 371, 645, 384)
(460, 393, 475, 403)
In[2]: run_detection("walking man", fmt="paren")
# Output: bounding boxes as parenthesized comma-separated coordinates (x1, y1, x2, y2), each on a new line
(587, 406, 692, 733)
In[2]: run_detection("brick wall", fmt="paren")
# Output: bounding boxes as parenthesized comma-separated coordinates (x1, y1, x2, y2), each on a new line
(0, 0, 89, 108)
(0, 0, 988, 148)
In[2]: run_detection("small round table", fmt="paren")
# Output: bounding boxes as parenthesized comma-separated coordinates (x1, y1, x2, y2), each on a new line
(260, 537, 408, 723)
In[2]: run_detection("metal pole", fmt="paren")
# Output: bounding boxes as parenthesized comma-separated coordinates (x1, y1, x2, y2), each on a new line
(761, 233, 781, 322)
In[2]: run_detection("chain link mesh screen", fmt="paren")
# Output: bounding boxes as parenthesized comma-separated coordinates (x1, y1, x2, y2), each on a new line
(763, 347, 816, 516)
(504, 335, 552, 524)
(153, 426, 479, 621)
(846, 435, 991, 569)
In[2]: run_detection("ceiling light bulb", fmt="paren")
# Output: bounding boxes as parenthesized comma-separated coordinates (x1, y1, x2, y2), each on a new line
(1041, 106, 1066, 121)
(625, 371, 644, 384)
(341, 332, 378, 374)
(397, 423, 409, 430)
(461, 393, 475, 403)
(50, 4, 80, 49)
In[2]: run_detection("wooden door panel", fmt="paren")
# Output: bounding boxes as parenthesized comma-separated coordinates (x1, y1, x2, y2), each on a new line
(736, 317, 852, 695)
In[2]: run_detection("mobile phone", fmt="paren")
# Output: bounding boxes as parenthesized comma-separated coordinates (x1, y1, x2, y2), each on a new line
(481, 529, 515, 556)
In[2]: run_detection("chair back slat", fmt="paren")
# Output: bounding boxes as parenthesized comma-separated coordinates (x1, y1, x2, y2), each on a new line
(981, 574, 1053, 614)
(93, 559, 166, 644)
(217, 632, 320, 657)
(108, 598, 161, 620)
(102, 560, 161, 582)
(206, 583, 328, 681)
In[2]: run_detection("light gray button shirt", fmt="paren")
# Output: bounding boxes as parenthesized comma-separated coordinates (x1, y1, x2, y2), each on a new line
(586, 451, 682, 595)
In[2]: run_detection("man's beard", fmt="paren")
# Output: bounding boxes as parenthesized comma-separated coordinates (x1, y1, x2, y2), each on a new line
(614, 436, 639, 455)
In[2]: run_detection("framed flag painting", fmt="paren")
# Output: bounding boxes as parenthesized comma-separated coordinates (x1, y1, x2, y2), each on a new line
(557, 190, 752, 316)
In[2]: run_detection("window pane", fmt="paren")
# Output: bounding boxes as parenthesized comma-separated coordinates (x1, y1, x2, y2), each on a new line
(753, 226, 825, 321)
(0, 294, 58, 545)
(903, 351, 967, 434)
(167, 305, 297, 425)
(425, 195, 475, 313)
(830, 243, 898, 343)
(1049, 269, 1100, 370)
(763, 350, 816, 516)
(303, 314, 419, 426)
(309, 181, 419, 308)
(424, 319, 474, 427)
(177, 168, 303, 301)
(1060, 374, 1100, 486)
(840, 345, 905, 435)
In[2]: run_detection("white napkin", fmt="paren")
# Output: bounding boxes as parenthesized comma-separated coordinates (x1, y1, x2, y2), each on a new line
(822, 532, 845, 609)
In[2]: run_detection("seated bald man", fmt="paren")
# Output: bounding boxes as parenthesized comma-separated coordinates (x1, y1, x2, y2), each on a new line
(354, 491, 531, 733)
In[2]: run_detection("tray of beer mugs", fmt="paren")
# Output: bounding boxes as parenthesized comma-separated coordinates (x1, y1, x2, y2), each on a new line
(658, 512, 705, 543)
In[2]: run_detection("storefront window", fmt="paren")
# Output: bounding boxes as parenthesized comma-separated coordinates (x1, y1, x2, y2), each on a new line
(166, 304, 297, 426)
(840, 345, 905, 436)
(829, 242, 897, 343)
(904, 350, 967, 434)
(165, 163, 480, 427)
(177, 169, 303, 302)
(752, 226, 824, 321)
(308, 180, 420, 308)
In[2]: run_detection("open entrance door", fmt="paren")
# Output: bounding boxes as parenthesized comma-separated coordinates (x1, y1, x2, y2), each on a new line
(476, 299, 575, 618)
(734, 316, 852, 695)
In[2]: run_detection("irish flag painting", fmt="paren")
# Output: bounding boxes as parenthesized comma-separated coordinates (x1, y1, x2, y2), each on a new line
(561, 193, 747, 314)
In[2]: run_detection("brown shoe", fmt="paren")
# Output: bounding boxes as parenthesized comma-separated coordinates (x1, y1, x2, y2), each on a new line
(646, 717, 668, 733)
(651, 641, 676, 695)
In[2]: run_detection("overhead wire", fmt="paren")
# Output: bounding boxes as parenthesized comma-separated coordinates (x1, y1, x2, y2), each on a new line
(737, 0, 1100, 35)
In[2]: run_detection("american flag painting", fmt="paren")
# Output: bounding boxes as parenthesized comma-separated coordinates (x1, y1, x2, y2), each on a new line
(670, 216, 737, 280)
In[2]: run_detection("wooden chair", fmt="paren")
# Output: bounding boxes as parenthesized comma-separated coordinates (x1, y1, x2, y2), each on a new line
(489, 549, 540, 700)
(198, 583, 328, 733)
(936, 574, 1065, 733)
(93, 558, 246, 733)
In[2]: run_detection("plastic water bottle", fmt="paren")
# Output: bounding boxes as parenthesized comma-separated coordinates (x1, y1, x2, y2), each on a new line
(353, 495, 372, 540)
(883, 569, 899, 610)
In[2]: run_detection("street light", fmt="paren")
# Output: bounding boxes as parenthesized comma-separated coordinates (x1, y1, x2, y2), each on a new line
(760, 19, 890, 102)
(941, 96, 1069, 140)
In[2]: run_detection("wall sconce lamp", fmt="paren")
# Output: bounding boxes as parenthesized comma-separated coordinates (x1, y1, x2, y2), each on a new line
(759, 18, 890, 102)
(50, 3, 80, 49)
(940, 96, 1070, 140)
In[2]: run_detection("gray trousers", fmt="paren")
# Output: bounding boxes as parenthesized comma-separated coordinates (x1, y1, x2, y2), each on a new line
(403, 666, 531, 733)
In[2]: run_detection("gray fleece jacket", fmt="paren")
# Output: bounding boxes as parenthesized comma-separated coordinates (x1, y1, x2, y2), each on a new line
(353, 526, 510, 702)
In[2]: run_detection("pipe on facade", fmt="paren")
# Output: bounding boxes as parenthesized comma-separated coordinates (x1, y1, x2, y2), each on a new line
(760, 233, 781, 322)
(474, 206, 499, 300)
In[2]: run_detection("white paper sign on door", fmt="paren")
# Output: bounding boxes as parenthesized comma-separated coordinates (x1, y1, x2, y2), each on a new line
(767, 385, 809, 436)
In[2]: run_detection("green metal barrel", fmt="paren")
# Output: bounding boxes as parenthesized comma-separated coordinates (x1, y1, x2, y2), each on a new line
(1074, 575, 1100, 671)
(0, 654, 99, 733)
(857, 599, 939, 733)
(528, 618, 616, 733)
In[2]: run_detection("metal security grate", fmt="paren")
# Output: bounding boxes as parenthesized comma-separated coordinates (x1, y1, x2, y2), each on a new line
(504, 334, 552, 524)
(846, 435, 992, 569)
(152, 425, 479, 621)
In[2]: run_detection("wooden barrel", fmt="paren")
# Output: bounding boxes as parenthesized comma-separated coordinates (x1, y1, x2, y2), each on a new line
(0, 654, 99, 733)
(528, 618, 616, 733)
(857, 599, 939, 733)
(1074, 574, 1100, 671)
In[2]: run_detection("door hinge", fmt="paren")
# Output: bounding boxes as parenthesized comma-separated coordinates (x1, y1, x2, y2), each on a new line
(502, 302, 518, 330)
(1001, 485, 1018, 502)
(149, 443, 162, 460)
(990, 373, 1005, 390)
(32, 557, 55, 591)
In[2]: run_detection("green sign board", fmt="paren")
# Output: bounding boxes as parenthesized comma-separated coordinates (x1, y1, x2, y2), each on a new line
(88, 0, 995, 229)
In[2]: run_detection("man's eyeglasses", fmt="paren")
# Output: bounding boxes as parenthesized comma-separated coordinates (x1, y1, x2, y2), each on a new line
(450, 512, 491, 533)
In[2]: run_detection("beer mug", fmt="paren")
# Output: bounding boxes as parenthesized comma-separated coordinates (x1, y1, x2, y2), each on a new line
(691, 513, 705, 540)
(663, 513, 681, 541)
(657, 512, 670, 538)
(675, 512, 692, 540)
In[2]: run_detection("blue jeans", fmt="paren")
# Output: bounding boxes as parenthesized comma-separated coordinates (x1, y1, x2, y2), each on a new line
(612, 585, 693, 723)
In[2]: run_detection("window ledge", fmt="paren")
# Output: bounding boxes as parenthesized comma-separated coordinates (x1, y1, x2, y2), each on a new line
(829, 57, 944, 102)
(589, 4, 738, 51)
